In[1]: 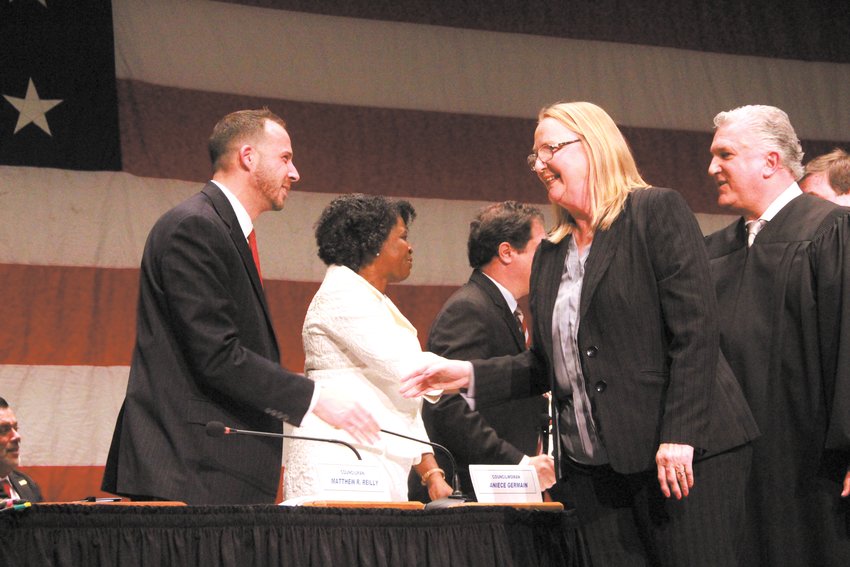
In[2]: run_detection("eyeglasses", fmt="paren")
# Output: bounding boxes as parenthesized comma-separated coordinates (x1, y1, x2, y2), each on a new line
(527, 139, 581, 171)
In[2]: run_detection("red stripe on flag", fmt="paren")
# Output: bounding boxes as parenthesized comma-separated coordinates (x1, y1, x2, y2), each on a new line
(1, 263, 458, 369)
(20, 465, 291, 504)
(20, 466, 113, 503)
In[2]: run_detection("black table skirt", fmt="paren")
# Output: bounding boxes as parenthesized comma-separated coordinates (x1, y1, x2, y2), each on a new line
(0, 504, 591, 567)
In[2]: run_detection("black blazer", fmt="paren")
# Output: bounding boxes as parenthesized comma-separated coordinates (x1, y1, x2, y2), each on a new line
(473, 188, 759, 476)
(5, 470, 42, 503)
(409, 270, 547, 500)
(102, 183, 315, 504)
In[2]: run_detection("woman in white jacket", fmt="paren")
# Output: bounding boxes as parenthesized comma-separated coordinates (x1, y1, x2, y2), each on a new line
(284, 194, 454, 502)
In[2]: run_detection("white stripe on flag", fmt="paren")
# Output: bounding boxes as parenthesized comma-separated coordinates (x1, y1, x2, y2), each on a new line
(112, 0, 850, 139)
(0, 364, 128, 466)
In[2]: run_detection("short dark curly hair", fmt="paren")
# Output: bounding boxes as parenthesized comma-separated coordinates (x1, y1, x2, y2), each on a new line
(315, 194, 416, 271)
(468, 201, 543, 269)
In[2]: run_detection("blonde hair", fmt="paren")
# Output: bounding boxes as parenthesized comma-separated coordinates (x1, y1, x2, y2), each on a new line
(804, 148, 850, 195)
(539, 102, 649, 243)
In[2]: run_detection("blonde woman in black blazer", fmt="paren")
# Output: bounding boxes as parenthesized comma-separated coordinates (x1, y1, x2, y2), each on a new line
(403, 102, 759, 566)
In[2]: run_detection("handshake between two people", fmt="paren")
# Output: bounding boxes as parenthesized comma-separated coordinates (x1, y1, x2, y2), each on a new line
(312, 357, 473, 444)
(310, 358, 556, 491)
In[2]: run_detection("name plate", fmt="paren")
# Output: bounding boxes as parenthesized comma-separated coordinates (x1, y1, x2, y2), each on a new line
(469, 465, 542, 504)
(314, 462, 392, 502)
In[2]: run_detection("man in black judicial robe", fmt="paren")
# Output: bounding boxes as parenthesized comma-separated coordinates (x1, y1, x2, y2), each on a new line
(704, 105, 850, 566)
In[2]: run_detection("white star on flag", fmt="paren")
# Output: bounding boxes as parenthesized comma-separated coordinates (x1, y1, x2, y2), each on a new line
(3, 77, 63, 135)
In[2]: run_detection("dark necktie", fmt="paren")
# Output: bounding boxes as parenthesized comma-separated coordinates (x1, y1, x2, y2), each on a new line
(514, 307, 530, 348)
(248, 229, 264, 285)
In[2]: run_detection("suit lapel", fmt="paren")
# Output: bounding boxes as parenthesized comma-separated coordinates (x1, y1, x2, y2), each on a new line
(533, 210, 625, 352)
(533, 238, 570, 362)
(471, 270, 525, 351)
(229, 224, 268, 306)
(201, 184, 278, 340)
(530, 238, 568, 479)
(9, 471, 32, 501)
(579, 209, 626, 320)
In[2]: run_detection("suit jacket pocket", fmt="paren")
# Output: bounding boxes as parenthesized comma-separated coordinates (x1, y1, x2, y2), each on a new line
(186, 397, 232, 427)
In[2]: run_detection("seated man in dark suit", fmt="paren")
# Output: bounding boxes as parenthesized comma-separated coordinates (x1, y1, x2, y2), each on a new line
(0, 396, 43, 503)
(409, 201, 554, 501)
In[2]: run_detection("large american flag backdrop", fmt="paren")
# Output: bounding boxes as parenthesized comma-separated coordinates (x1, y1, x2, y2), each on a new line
(1, 0, 848, 502)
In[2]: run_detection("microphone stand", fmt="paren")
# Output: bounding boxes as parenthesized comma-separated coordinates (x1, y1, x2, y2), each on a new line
(205, 421, 362, 460)
(380, 428, 467, 509)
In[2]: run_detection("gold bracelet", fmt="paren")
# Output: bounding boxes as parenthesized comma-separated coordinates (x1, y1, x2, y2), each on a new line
(420, 467, 445, 486)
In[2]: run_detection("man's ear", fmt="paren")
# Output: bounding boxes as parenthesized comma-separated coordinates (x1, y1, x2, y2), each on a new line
(497, 241, 513, 264)
(762, 151, 782, 178)
(238, 145, 254, 170)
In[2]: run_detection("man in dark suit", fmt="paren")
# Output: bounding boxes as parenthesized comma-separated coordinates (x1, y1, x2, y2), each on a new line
(408, 201, 554, 501)
(102, 109, 378, 505)
(0, 397, 42, 503)
(704, 105, 850, 566)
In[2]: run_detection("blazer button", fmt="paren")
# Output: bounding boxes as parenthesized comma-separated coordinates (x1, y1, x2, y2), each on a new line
(585, 346, 598, 358)
(594, 381, 607, 393)
(280, 414, 289, 422)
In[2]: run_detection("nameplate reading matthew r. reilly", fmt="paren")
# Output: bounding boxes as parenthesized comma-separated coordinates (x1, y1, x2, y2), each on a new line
(316, 462, 392, 502)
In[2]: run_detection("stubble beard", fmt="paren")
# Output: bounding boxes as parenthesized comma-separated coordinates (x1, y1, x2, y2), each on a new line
(254, 163, 287, 212)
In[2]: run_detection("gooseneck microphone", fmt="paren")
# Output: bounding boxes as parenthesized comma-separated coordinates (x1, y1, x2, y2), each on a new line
(540, 411, 552, 455)
(380, 428, 467, 509)
(205, 421, 362, 460)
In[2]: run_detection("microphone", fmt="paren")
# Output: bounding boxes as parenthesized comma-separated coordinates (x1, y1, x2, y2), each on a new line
(205, 421, 362, 460)
(539, 412, 551, 455)
(380, 428, 467, 509)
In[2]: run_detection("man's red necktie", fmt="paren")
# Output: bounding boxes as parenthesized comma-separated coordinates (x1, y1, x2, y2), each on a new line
(1, 477, 14, 499)
(247, 229, 264, 286)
